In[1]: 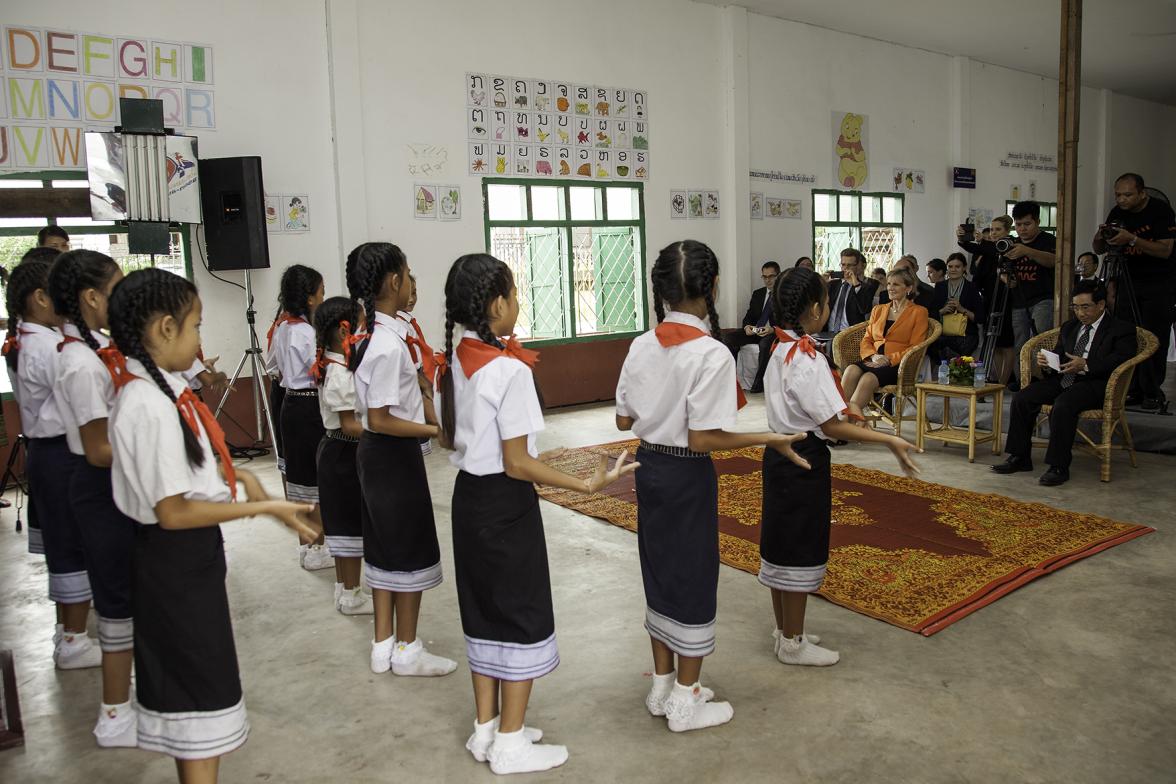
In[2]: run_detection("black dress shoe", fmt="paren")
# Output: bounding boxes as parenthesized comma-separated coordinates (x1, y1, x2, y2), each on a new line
(1039, 466, 1070, 486)
(1141, 397, 1161, 411)
(749, 385, 764, 394)
(992, 455, 1034, 474)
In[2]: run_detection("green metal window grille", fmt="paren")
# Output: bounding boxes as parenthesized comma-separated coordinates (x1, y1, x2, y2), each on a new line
(1005, 200, 1058, 234)
(811, 190, 905, 272)
(482, 179, 648, 346)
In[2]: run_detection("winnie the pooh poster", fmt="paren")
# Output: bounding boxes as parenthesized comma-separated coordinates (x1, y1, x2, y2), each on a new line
(832, 111, 869, 190)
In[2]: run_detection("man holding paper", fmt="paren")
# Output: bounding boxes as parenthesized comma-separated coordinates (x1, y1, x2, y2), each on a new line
(993, 281, 1137, 486)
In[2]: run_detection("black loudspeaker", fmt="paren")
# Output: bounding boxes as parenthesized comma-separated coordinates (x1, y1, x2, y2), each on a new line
(199, 156, 270, 270)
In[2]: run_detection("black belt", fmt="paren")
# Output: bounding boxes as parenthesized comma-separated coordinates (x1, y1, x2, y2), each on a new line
(324, 428, 358, 443)
(638, 440, 710, 458)
(285, 388, 318, 398)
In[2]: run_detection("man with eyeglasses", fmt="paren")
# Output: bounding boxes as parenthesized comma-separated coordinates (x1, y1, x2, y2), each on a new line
(994, 281, 1136, 486)
(723, 260, 781, 393)
(823, 248, 878, 333)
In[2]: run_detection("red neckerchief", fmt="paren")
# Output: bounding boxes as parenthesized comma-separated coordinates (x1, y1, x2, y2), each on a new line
(769, 328, 863, 423)
(455, 335, 539, 379)
(654, 321, 747, 410)
(100, 346, 238, 497)
(396, 314, 437, 384)
(2, 328, 34, 356)
(57, 334, 85, 352)
(266, 312, 306, 351)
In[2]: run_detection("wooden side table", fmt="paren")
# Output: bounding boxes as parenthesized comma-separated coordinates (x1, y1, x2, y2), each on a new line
(915, 382, 1005, 462)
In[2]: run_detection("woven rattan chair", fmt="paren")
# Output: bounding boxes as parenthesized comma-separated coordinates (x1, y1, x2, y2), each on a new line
(1018, 326, 1157, 482)
(832, 318, 942, 438)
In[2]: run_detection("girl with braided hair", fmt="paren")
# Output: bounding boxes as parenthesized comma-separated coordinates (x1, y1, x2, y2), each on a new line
(106, 268, 315, 782)
(760, 267, 919, 667)
(402, 272, 436, 456)
(269, 264, 331, 571)
(312, 295, 372, 615)
(47, 250, 140, 744)
(9, 256, 103, 671)
(615, 239, 809, 732)
(436, 254, 635, 774)
(350, 241, 456, 677)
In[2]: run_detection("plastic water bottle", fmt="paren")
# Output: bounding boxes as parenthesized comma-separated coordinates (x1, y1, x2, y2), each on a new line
(974, 361, 986, 388)
(937, 360, 949, 385)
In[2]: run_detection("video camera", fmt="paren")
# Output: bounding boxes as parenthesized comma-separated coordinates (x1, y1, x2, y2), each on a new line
(1100, 220, 1124, 241)
(959, 219, 975, 242)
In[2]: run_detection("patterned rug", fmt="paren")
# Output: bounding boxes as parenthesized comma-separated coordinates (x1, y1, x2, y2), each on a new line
(537, 439, 1154, 635)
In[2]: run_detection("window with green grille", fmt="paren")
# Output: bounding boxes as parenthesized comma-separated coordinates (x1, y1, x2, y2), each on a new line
(1004, 200, 1057, 234)
(811, 190, 904, 272)
(483, 180, 647, 345)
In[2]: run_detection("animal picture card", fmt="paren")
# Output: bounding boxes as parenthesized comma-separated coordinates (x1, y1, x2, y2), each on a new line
(492, 144, 512, 176)
(574, 85, 592, 116)
(413, 184, 437, 220)
(265, 196, 282, 232)
(513, 112, 532, 142)
(670, 190, 687, 220)
(704, 191, 720, 219)
(283, 194, 309, 231)
(574, 147, 593, 178)
(532, 80, 552, 112)
(687, 191, 705, 219)
(784, 199, 802, 219)
(439, 185, 461, 221)
(534, 113, 553, 144)
(766, 197, 785, 218)
(595, 119, 612, 149)
(467, 73, 488, 107)
(574, 117, 592, 147)
(534, 146, 554, 177)
(612, 88, 630, 118)
(595, 150, 612, 180)
(512, 78, 531, 109)
(750, 192, 764, 219)
(832, 110, 869, 190)
(891, 168, 925, 194)
(469, 142, 489, 176)
(594, 87, 610, 117)
(554, 82, 572, 113)
(555, 114, 572, 145)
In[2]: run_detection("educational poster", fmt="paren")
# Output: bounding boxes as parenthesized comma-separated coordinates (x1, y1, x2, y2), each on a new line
(670, 191, 687, 220)
(703, 191, 720, 219)
(687, 191, 704, 219)
(783, 199, 802, 219)
(264, 196, 282, 232)
(832, 111, 869, 190)
(967, 207, 994, 228)
(466, 72, 649, 181)
(439, 186, 461, 221)
(766, 198, 785, 218)
(750, 192, 764, 220)
(891, 168, 925, 194)
(413, 184, 437, 220)
(283, 195, 309, 231)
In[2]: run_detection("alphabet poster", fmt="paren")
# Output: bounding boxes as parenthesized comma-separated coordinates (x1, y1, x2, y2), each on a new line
(0, 24, 216, 171)
(832, 111, 868, 190)
(467, 73, 649, 181)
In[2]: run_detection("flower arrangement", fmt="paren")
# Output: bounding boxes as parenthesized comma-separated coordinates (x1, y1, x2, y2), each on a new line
(948, 355, 977, 386)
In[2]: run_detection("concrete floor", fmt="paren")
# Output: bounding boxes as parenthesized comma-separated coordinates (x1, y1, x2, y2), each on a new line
(1, 397, 1174, 783)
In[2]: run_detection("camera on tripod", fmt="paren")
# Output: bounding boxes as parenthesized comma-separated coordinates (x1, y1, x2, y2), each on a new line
(1100, 220, 1124, 241)
(993, 237, 1015, 255)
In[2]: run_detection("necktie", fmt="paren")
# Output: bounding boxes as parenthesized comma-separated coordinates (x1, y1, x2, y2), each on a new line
(756, 291, 772, 328)
(833, 283, 849, 328)
(1060, 325, 1091, 389)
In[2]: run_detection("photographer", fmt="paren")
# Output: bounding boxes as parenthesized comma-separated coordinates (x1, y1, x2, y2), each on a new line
(956, 215, 1017, 385)
(1005, 202, 1057, 378)
(1092, 172, 1176, 410)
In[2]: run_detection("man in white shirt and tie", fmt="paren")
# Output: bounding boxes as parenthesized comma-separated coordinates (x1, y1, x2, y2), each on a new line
(824, 248, 878, 333)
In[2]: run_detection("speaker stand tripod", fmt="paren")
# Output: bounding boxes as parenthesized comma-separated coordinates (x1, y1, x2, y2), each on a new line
(216, 269, 279, 453)
(1, 435, 27, 532)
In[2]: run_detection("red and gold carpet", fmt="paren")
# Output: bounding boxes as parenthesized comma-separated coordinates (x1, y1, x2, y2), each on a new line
(537, 439, 1154, 635)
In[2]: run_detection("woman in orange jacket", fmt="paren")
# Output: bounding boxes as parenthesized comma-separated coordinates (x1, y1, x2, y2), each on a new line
(840, 267, 929, 412)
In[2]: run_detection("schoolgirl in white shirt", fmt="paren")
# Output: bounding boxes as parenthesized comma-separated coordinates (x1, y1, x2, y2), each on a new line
(48, 250, 139, 745)
(312, 295, 372, 615)
(760, 267, 919, 666)
(350, 241, 455, 677)
(7, 256, 101, 670)
(615, 240, 808, 732)
(437, 253, 635, 775)
(269, 264, 330, 571)
(106, 268, 314, 783)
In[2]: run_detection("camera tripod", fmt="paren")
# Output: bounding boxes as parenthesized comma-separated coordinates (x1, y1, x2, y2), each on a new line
(214, 269, 279, 453)
(1, 435, 28, 533)
(1100, 252, 1142, 325)
(978, 259, 1012, 374)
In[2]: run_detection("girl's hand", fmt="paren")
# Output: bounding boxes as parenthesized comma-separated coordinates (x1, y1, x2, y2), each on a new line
(585, 449, 639, 493)
(769, 433, 812, 470)
(238, 469, 270, 503)
(888, 437, 922, 477)
(266, 501, 319, 542)
(538, 447, 568, 463)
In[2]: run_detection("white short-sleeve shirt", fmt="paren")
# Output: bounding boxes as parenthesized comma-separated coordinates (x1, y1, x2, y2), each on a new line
(110, 357, 232, 525)
(54, 323, 114, 456)
(354, 311, 425, 431)
(15, 322, 67, 438)
(318, 352, 357, 430)
(615, 311, 739, 448)
(764, 330, 848, 441)
(272, 319, 316, 390)
(444, 333, 544, 475)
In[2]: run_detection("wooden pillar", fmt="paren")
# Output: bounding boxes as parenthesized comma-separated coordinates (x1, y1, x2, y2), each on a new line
(1054, 0, 1082, 324)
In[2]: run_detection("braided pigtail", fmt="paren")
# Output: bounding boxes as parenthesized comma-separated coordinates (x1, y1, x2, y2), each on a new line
(347, 242, 408, 372)
(108, 268, 204, 466)
(279, 264, 323, 320)
(439, 312, 457, 448)
(650, 240, 721, 336)
(312, 296, 361, 386)
(771, 266, 825, 337)
(48, 250, 121, 352)
(4, 259, 52, 372)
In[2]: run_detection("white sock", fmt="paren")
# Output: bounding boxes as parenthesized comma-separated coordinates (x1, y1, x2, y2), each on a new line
(488, 727, 568, 775)
(664, 681, 734, 733)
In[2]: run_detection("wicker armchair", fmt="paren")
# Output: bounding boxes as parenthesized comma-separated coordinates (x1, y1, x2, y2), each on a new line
(1018, 326, 1157, 482)
(832, 318, 942, 438)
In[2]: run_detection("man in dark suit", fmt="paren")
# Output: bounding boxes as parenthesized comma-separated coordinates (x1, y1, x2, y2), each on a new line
(824, 248, 878, 333)
(723, 260, 780, 392)
(993, 281, 1137, 486)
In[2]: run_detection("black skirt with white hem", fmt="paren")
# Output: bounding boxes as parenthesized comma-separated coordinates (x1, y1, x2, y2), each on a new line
(316, 431, 364, 558)
(27, 436, 92, 604)
(280, 389, 323, 504)
(133, 523, 248, 760)
(70, 461, 135, 652)
(634, 442, 719, 658)
(453, 471, 558, 682)
(759, 432, 832, 593)
(270, 377, 286, 473)
(356, 431, 442, 593)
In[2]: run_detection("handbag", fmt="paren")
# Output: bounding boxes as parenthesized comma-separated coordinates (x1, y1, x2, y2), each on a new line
(942, 312, 968, 337)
